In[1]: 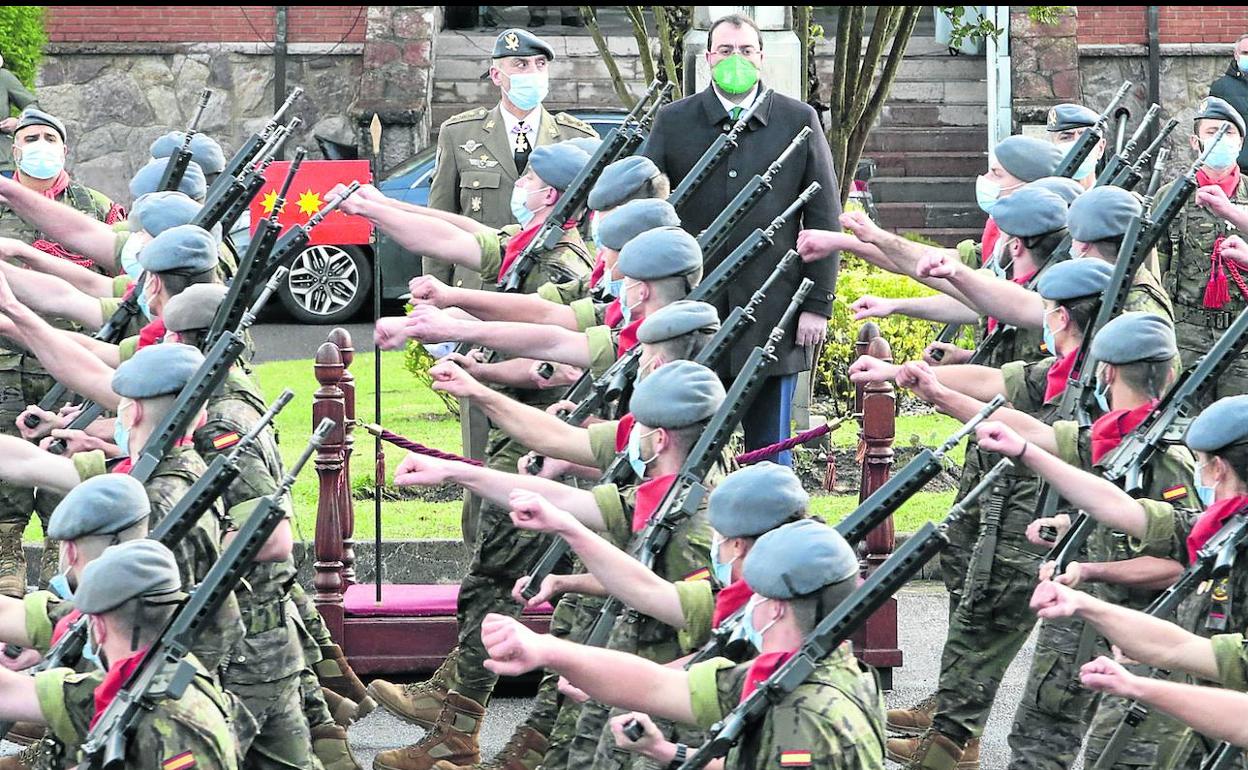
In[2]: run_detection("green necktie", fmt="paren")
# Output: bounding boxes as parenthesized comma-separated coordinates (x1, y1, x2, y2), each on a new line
(730, 106, 743, 122)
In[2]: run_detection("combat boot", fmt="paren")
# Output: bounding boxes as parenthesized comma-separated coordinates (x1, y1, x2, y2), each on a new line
(318, 642, 377, 715)
(0, 741, 38, 770)
(0, 522, 27, 599)
(368, 648, 459, 729)
(312, 722, 363, 770)
(886, 693, 938, 736)
(372, 691, 485, 770)
(3, 722, 44, 746)
(36, 537, 60, 587)
(323, 687, 363, 727)
(886, 730, 978, 770)
(430, 724, 548, 770)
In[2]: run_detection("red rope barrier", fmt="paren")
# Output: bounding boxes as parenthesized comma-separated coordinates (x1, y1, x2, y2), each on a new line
(735, 422, 834, 465)
(367, 425, 483, 466)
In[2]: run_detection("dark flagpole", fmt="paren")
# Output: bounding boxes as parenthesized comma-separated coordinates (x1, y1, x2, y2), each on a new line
(370, 113, 384, 605)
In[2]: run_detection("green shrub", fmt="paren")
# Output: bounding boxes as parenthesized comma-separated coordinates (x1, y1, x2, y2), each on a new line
(0, 8, 46, 91)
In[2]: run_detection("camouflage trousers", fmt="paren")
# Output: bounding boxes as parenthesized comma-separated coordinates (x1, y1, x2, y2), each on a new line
(542, 593, 607, 770)
(229, 674, 320, 770)
(1081, 666, 1194, 770)
(1176, 316, 1248, 404)
(0, 361, 56, 585)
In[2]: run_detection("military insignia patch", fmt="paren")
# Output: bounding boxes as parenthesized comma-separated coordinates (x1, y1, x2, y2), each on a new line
(1046, 107, 1058, 130)
(779, 750, 813, 766)
(460, 139, 483, 154)
(211, 431, 241, 450)
(505, 32, 520, 51)
(163, 752, 196, 770)
(468, 155, 499, 169)
(1162, 485, 1188, 502)
(684, 567, 711, 582)
(1198, 579, 1213, 595)
(471, 196, 482, 213)
(1212, 579, 1230, 603)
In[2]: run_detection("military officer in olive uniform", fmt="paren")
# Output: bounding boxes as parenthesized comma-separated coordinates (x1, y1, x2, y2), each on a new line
(0, 53, 37, 174)
(427, 27, 598, 292)
(1045, 103, 1104, 189)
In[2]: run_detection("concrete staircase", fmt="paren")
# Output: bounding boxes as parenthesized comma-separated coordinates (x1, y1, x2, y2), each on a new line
(864, 37, 989, 247)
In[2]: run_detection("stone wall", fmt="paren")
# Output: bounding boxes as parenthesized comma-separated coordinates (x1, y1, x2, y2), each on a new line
(1011, 7, 1082, 128)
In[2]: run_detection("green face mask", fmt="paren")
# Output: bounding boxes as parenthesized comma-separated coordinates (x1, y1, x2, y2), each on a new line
(712, 54, 759, 95)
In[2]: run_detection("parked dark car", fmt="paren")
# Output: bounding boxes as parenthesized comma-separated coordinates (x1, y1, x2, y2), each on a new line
(238, 110, 627, 324)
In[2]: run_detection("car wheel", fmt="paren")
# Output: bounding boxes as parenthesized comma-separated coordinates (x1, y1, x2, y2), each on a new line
(279, 244, 372, 324)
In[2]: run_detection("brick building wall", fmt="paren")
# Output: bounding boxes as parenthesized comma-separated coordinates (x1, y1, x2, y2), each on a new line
(1077, 6, 1248, 46)
(45, 6, 367, 44)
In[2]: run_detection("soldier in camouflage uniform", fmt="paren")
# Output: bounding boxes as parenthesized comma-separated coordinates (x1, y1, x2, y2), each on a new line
(0, 540, 243, 770)
(1157, 96, 1248, 401)
(0, 55, 38, 173)
(478, 518, 885, 770)
(0, 108, 125, 597)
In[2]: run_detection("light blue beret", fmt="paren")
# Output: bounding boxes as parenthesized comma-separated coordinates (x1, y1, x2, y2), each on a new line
(138, 224, 219, 276)
(130, 157, 207, 202)
(529, 143, 590, 191)
(150, 131, 227, 175)
(992, 187, 1067, 238)
(46, 475, 151, 541)
(617, 226, 703, 283)
(636, 300, 720, 344)
(15, 108, 67, 141)
(74, 540, 183, 615)
(588, 156, 662, 211)
(630, 360, 725, 429)
(1037, 257, 1114, 302)
(1185, 395, 1248, 452)
(708, 462, 809, 538)
(598, 198, 681, 251)
(163, 284, 228, 333)
(130, 191, 201, 238)
(994, 136, 1066, 182)
(111, 342, 205, 399)
(1066, 186, 1141, 242)
(565, 137, 603, 156)
(1196, 96, 1247, 138)
(1028, 177, 1085, 205)
(1091, 312, 1176, 364)
(1046, 103, 1099, 132)
(743, 519, 859, 600)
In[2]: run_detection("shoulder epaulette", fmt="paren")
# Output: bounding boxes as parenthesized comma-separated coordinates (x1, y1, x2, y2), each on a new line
(555, 112, 596, 136)
(443, 107, 490, 127)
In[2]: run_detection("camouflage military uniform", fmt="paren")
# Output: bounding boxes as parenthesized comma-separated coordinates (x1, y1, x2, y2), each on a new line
(0, 180, 121, 595)
(197, 371, 317, 770)
(0, 68, 37, 172)
(1158, 174, 1248, 401)
(1007, 417, 1197, 770)
(1211, 632, 1248, 690)
(687, 643, 887, 770)
(33, 653, 246, 770)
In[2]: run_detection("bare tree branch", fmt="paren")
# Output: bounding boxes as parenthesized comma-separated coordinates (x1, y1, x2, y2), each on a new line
(654, 6, 683, 99)
(581, 6, 636, 108)
(830, 6, 851, 117)
(625, 6, 657, 84)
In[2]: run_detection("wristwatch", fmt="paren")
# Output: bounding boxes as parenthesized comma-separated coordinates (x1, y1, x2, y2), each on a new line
(666, 743, 688, 769)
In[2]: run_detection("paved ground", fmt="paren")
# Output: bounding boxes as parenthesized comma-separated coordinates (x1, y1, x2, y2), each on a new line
(251, 320, 374, 364)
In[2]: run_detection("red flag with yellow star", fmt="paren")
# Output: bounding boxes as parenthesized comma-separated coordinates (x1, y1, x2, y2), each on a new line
(249, 160, 372, 246)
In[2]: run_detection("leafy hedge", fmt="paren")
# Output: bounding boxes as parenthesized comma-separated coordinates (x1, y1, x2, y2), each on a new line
(0, 7, 47, 91)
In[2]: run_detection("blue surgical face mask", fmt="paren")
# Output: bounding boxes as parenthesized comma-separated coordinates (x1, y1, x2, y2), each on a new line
(1042, 306, 1060, 356)
(626, 426, 658, 478)
(621, 279, 644, 326)
(1093, 371, 1111, 413)
(1202, 134, 1242, 171)
(987, 237, 1015, 278)
(606, 278, 624, 300)
(17, 140, 65, 180)
(1057, 140, 1099, 179)
(710, 534, 739, 586)
(1239, 55, 1248, 74)
(119, 235, 146, 281)
(589, 214, 602, 256)
(113, 404, 132, 457)
(504, 72, 549, 112)
(136, 284, 154, 321)
(48, 572, 73, 599)
(741, 595, 778, 652)
(510, 183, 552, 227)
(1195, 461, 1217, 507)
(976, 175, 1002, 214)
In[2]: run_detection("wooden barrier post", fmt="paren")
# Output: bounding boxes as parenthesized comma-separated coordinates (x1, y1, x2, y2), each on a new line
(329, 328, 357, 586)
(313, 342, 348, 640)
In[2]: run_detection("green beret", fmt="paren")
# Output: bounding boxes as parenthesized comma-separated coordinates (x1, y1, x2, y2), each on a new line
(1066, 186, 1141, 242)
(150, 131, 227, 176)
(15, 108, 66, 142)
(1046, 103, 1099, 132)
(1196, 96, 1247, 138)
(163, 284, 228, 333)
(73, 540, 183, 615)
(1037, 258, 1114, 302)
(617, 226, 702, 283)
(630, 360, 724, 429)
(598, 199, 681, 251)
(994, 136, 1065, 182)
(708, 462, 808, 538)
(992, 187, 1067, 238)
(492, 28, 555, 60)
(1091, 312, 1176, 365)
(1185, 395, 1248, 452)
(130, 157, 206, 202)
(743, 520, 859, 600)
(111, 342, 205, 399)
(137, 224, 218, 276)
(46, 475, 150, 541)
(588, 156, 662, 211)
(529, 143, 589, 191)
(1028, 177, 1085, 205)
(636, 300, 720, 344)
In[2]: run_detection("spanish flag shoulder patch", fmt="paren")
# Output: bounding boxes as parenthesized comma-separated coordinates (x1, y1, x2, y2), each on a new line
(684, 567, 711, 582)
(779, 750, 813, 766)
(211, 431, 241, 450)
(1162, 485, 1188, 502)
(163, 751, 196, 770)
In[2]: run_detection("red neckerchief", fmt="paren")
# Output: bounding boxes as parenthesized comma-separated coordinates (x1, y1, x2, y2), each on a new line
(1091, 400, 1158, 465)
(136, 318, 167, 350)
(111, 436, 195, 474)
(740, 650, 796, 701)
(91, 646, 149, 727)
(604, 298, 623, 329)
(105, 202, 127, 225)
(1197, 165, 1241, 197)
(51, 608, 84, 645)
(497, 220, 544, 283)
(1187, 495, 1248, 563)
(18, 170, 71, 200)
(613, 413, 636, 453)
(1043, 350, 1079, 404)
(985, 267, 1038, 334)
(980, 218, 1000, 265)
(616, 318, 642, 356)
(712, 580, 753, 628)
(632, 473, 677, 532)
(18, 172, 95, 268)
(589, 255, 606, 288)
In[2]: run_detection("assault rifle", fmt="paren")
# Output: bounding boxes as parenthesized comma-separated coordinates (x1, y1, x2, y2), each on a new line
(196, 117, 300, 234)
(79, 419, 332, 770)
(1054, 82, 1130, 179)
(260, 181, 361, 283)
(1093, 102, 1158, 187)
(158, 89, 212, 193)
(214, 87, 304, 191)
(1110, 117, 1178, 192)
(926, 322, 966, 363)
(676, 459, 1015, 770)
(667, 89, 774, 210)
